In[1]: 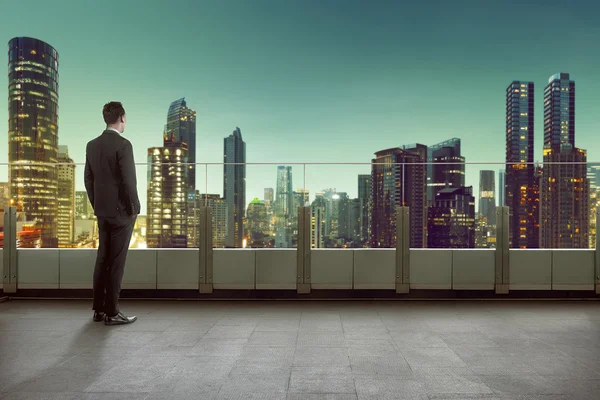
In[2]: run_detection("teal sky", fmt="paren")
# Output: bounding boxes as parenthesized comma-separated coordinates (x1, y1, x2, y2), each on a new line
(2, 0, 599, 214)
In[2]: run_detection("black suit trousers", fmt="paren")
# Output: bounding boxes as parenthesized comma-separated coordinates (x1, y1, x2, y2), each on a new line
(93, 215, 136, 316)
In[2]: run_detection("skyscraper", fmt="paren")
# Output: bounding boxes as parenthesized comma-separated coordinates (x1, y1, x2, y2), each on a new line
(371, 145, 427, 248)
(275, 166, 294, 247)
(358, 175, 371, 244)
(506, 81, 538, 248)
(164, 98, 197, 196)
(311, 196, 326, 248)
(8, 37, 59, 247)
(224, 128, 246, 247)
(541, 73, 589, 249)
(163, 98, 197, 247)
(427, 139, 465, 203)
(428, 186, 475, 248)
(57, 146, 75, 247)
(147, 147, 189, 248)
(275, 167, 294, 217)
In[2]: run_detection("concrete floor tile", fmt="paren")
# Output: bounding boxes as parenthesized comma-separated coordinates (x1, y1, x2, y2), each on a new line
(354, 377, 426, 399)
(294, 346, 350, 367)
(248, 331, 298, 346)
(402, 347, 467, 368)
(289, 370, 355, 394)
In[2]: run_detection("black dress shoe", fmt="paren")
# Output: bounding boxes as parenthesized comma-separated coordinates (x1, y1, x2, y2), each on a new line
(105, 312, 137, 326)
(93, 311, 105, 322)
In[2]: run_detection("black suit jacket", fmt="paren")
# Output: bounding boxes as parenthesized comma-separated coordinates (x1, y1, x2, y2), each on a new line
(84, 130, 141, 218)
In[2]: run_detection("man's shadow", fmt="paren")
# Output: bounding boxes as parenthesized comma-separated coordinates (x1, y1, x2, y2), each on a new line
(0, 300, 122, 395)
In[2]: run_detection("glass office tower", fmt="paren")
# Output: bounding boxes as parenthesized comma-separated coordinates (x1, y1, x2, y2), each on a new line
(224, 128, 246, 247)
(8, 37, 60, 247)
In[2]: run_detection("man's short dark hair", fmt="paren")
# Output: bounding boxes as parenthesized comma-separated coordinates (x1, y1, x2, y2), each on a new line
(103, 102, 125, 125)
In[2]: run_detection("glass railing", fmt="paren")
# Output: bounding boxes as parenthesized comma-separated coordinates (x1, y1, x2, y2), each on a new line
(0, 161, 598, 251)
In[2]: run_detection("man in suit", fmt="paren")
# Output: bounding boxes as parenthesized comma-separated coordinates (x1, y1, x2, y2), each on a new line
(85, 101, 140, 325)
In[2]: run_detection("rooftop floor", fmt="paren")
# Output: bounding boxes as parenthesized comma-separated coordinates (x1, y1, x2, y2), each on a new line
(0, 299, 599, 399)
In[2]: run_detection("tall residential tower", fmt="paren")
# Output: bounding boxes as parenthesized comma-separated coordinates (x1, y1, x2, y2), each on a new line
(541, 73, 589, 248)
(505, 81, 538, 248)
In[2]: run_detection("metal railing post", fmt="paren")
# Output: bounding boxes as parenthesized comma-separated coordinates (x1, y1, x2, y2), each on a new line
(199, 206, 213, 294)
(495, 206, 509, 294)
(3, 207, 17, 293)
(396, 206, 410, 293)
(596, 210, 600, 295)
(297, 206, 311, 294)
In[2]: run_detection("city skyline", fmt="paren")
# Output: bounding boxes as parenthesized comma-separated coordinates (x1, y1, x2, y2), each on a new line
(2, 0, 600, 211)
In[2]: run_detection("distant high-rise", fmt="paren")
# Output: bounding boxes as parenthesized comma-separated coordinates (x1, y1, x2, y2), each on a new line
(371, 145, 427, 248)
(264, 188, 274, 206)
(8, 37, 60, 247)
(57, 146, 75, 247)
(275, 166, 294, 247)
(506, 81, 538, 248)
(478, 171, 496, 227)
(498, 170, 506, 206)
(477, 171, 496, 248)
(275, 167, 294, 217)
(338, 197, 360, 244)
(587, 165, 600, 248)
(358, 175, 371, 244)
(427, 139, 465, 203)
(294, 189, 309, 209)
(75, 191, 94, 219)
(247, 198, 269, 246)
(541, 73, 589, 249)
(224, 128, 246, 247)
(428, 186, 475, 248)
(198, 194, 228, 248)
(337, 192, 351, 240)
(311, 196, 326, 248)
(147, 147, 188, 248)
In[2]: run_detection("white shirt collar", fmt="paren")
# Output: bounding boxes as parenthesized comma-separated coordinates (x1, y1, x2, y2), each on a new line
(107, 127, 121, 134)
